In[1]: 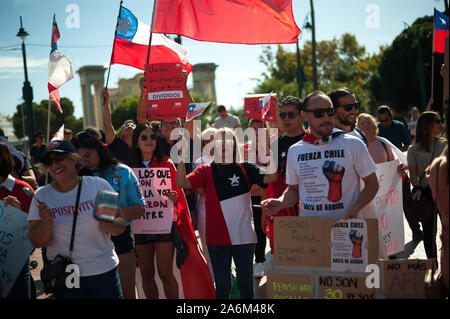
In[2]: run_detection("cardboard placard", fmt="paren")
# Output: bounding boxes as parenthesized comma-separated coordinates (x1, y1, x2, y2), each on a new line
(0, 202, 34, 297)
(381, 259, 434, 299)
(131, 168, 173, 234)
(244, 94, 277, 123)
(274, 217, 378, 269)
(145, 63, 187, 120)
(317, 273, 376, 299)
(266, 271, 313, 299)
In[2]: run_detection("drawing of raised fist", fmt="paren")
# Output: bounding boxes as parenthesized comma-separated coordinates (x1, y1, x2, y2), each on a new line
(322, 160, 345, 202)
(349, 229, 364, 258)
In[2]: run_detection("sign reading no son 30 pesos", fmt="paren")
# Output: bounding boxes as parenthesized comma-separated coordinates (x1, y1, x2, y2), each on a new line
(145, 63, 187, 120)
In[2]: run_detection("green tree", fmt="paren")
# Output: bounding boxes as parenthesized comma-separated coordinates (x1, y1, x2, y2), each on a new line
(369, 16, 433, 116)
(111, 94, 139, 130)
(13, 97, 83, 140)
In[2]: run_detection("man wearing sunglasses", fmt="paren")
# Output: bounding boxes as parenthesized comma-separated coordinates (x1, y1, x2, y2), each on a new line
(327, 87, 367, 144)
(264, 96, 305, 253)
(262, 91, 378, 221)
(376, 105, 412, 152)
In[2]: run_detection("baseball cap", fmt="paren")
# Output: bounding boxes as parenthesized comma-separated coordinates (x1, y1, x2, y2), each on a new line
(41, 140, 76, 161)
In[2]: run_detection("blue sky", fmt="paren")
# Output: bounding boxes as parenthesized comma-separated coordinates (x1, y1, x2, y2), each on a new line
(0, 0, 445, 120)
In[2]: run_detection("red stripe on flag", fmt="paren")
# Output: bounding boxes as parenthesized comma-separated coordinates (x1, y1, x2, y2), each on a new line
(111, 37, 193, 74)
(434, 29, 449, 53)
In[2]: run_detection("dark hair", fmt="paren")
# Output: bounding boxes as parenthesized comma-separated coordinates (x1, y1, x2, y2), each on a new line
(130, 122, 163, 167)
(301, 91, 329, 110)
(249, 119, 263, 127)
(327, 87, 354, 107)
(0, 142, 15, 179)
(0, 128, 6, 138)
(71, 131, 118, 172)
(377, 105, 392, 117)
(35, 131, 44, 138)
(84, 127, 102, 140)
(279, 96, 302, 112)
(217, 105, 226, 113)
(415, 111, 442, 152)
(99, 130, 107, 143)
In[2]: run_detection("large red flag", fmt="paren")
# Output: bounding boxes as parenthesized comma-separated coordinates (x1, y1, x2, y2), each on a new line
(153, 0, 300, 44)
(434, 9, 449, 53)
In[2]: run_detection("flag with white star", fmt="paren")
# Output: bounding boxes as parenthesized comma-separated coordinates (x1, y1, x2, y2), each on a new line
(434, 9, 449, 53)
(186, 102, 210, 121)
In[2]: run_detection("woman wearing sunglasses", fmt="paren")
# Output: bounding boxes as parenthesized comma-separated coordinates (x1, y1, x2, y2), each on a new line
(176, 128, 277, 299)
(27, 140, 126, 299)
(129, 122, 214, 299)
(407, 111, 447, 260)
(71, 132, 145, 299)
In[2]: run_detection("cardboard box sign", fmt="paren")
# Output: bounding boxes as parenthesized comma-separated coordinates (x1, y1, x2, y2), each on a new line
(145, 63, 187, 120)
(273, 217, 378, 269)
(316, 273, 377, 299)
(243, 94, 277, 123)
(381, 259, 434, 299)
(266, 271, 313, 299)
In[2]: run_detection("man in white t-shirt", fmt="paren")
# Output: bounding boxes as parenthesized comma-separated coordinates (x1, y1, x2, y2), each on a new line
(214, 105, 241, 129)
(262, 91, 379, 220)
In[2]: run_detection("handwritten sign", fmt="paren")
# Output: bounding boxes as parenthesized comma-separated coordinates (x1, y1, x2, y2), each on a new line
(331, 219, 368, 272)
(274, 217, 378, 269)
(374, 160, 404, 257)
(0, 201, 34, 297)
(244, 94, 277, 123)
(146, 63, 187, 120)
(317, 274, 377, 299)
(131, 168, 173, 234)
(382, 259, 433, 299)
(266, 271, 313, 299)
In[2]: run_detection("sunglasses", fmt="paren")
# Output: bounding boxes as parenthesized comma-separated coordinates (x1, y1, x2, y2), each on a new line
(337, 102, 360, 111)
(42, 152, 68, 167)
(303, 107, 336, 118)
(140, 134, 157, 141)
(279, 111, 299, 119)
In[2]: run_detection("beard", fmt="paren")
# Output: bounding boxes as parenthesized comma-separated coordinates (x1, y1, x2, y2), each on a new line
(337, 112, 356, 127)
(309, 121, 333, 138)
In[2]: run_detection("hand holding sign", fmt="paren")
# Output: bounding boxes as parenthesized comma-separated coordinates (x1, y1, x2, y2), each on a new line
(2, 196, 21, 210)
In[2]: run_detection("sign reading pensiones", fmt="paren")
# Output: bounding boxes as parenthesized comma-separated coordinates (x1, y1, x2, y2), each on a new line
(145, 63, 186, 120)
(381, 259, 434, 299)
(244, 94, 277, 123)
(274, 217, 378, 268)
(131, 168, 174, 234)
(0, 201, 34, 298)
(317, 274, 376, 299)
(266, 271, 313, 299)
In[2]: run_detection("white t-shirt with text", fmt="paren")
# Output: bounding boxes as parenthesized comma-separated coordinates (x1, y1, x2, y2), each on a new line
(28, 176, 119, 277)
(286, 134, 377, 219)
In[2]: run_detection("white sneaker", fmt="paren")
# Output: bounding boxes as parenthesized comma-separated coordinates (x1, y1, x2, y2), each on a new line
(253, 263, 265, 278)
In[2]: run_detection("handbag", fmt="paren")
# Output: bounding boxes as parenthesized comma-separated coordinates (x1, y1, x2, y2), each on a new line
(40, 177, 83, 294)
(409, 143, 437, 223)
(424, 160, 448, 298)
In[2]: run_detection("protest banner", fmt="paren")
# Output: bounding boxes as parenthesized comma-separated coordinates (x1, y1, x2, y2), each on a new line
(145, 63, 187, 120)
(374, 160, 404, 257)
(381, 259, 434, 298)
(266, 270, 313, 299)
(244, 94, 277, 123)
(0, 201, 34, 297)
(331, 219, 368, 272)
(131, 168, 173, 234)
(273, 217, 378, 270)
(317, 273, 377, 299)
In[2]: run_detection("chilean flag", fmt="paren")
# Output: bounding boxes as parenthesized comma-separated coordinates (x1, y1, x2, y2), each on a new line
(259, 92, 274, 120)
(50, 124, 64, 143)
(434, 9, 449, 53)
(48, 15, 74, 113)
(111, 6, 192, 74)
(186, 102, 210, 121)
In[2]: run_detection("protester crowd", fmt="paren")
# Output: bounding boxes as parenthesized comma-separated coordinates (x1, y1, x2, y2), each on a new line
(0, 75, 448, 300)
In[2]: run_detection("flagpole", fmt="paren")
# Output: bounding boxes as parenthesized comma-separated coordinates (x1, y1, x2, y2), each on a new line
(45, 98, 51, 184)
(104, 0, 123, 106)
(145, 0, 159, 68)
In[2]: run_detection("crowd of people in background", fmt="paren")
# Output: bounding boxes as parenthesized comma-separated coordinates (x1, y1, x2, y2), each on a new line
(0, 70, 448, 299)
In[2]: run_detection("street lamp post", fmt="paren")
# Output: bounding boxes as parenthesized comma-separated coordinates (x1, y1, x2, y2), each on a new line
(309, 0, 318, 91)
(17, 16, 35, 148)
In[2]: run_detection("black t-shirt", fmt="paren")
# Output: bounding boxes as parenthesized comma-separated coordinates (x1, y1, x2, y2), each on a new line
(30, 144, 46, 163)
(108, 135, 130, 165)
(271, 133, 305, 174)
